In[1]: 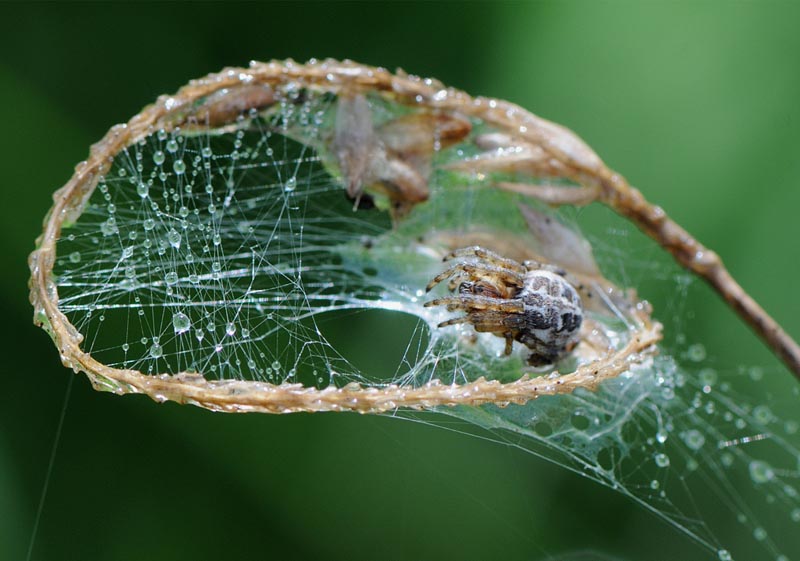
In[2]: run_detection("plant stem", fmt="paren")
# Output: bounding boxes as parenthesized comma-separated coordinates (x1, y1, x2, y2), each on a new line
(599, 171, 800, 381)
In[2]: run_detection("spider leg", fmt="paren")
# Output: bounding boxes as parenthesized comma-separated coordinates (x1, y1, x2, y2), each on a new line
(425, 295, 524, 313)
(443, 246, 526, 273)
(425, 264, 466, 292)
(452, 310, 519, 342)
(435, 308, 519, 356)
(447, 276, 462, 292)
(437, 316, 471, 328)
(437, 311, 516, 335)
(425, 263, 524, 292)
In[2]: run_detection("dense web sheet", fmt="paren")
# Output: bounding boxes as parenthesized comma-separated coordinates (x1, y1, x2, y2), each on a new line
(30, 61, 800, 560)
(54, 101, 396, 387)
(423, 352, 800, 560)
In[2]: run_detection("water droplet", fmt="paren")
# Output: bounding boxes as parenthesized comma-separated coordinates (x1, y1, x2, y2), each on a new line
(682, 429, 705, 451)
(753, 527, 766, 541)
(686, 343, 706, 362)
(137, 182, 149, 198)
(212, 261, 222, 273)
(165, 271, 179, 285)
(149, 343, 163, 359)
(720, 452, 734, 467)
(122, 343, 130, 352)
(172, 312, 191, 334)
(195, 329, 204, 342)
(188, 274, 200, 284)
(167, 229, 181, 248)
(107, 203, 116, 214)
(100, 217, 118, 236)
(143, 218, 156, 231)
(179, 206, 189, 218)
(225, 322, 236, 336)
(214, 343, 223, 353)
(122, 246, 134, 259)
(241, 328, 250, 338)
(698, 367, 717, 387)
(717, 549, 732, 561)
(173, 160, 186, 175)
(201, 146, 212, 158)
(69, 251, 81, 263)
(166, 139, 179, 153)
(748, 366, 764, 381)
(654, 453, 670, 468)
(791, 508, 800, 522)
(284, 177, 297, 192)
(271, 360, 281, 371)
(749, 460, 774, 483)
(753, 405, 773, 425)
(649, 479, 660, 490)
(656, 429, 668, 444)
(213, 233, 222, 246)
(153, 150, 166, 165)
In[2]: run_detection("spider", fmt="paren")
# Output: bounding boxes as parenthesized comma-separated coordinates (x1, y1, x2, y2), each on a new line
(424, 246, 584, 366)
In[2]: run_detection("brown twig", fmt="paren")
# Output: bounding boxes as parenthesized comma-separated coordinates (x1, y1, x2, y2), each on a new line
(27, 60, 798, 416)
(597, 172, 800, 379)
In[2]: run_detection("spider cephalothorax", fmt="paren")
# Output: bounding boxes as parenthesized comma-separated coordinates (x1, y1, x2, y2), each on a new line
(425, 246, 584, 366)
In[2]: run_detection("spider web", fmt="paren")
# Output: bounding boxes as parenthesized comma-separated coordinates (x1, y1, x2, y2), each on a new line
(47, 86, 800, 560)
(55, 100, 389, 387)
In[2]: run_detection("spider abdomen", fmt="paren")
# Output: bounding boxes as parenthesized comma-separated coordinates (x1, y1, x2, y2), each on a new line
(516, 271, 583, 365)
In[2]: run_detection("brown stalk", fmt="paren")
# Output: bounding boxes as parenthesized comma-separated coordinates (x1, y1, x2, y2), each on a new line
(28, 60, 797, 415)
(598, 172, 800, 379)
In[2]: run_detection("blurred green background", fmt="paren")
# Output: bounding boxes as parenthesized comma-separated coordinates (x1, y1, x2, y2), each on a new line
(2, 2, 799, 560)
